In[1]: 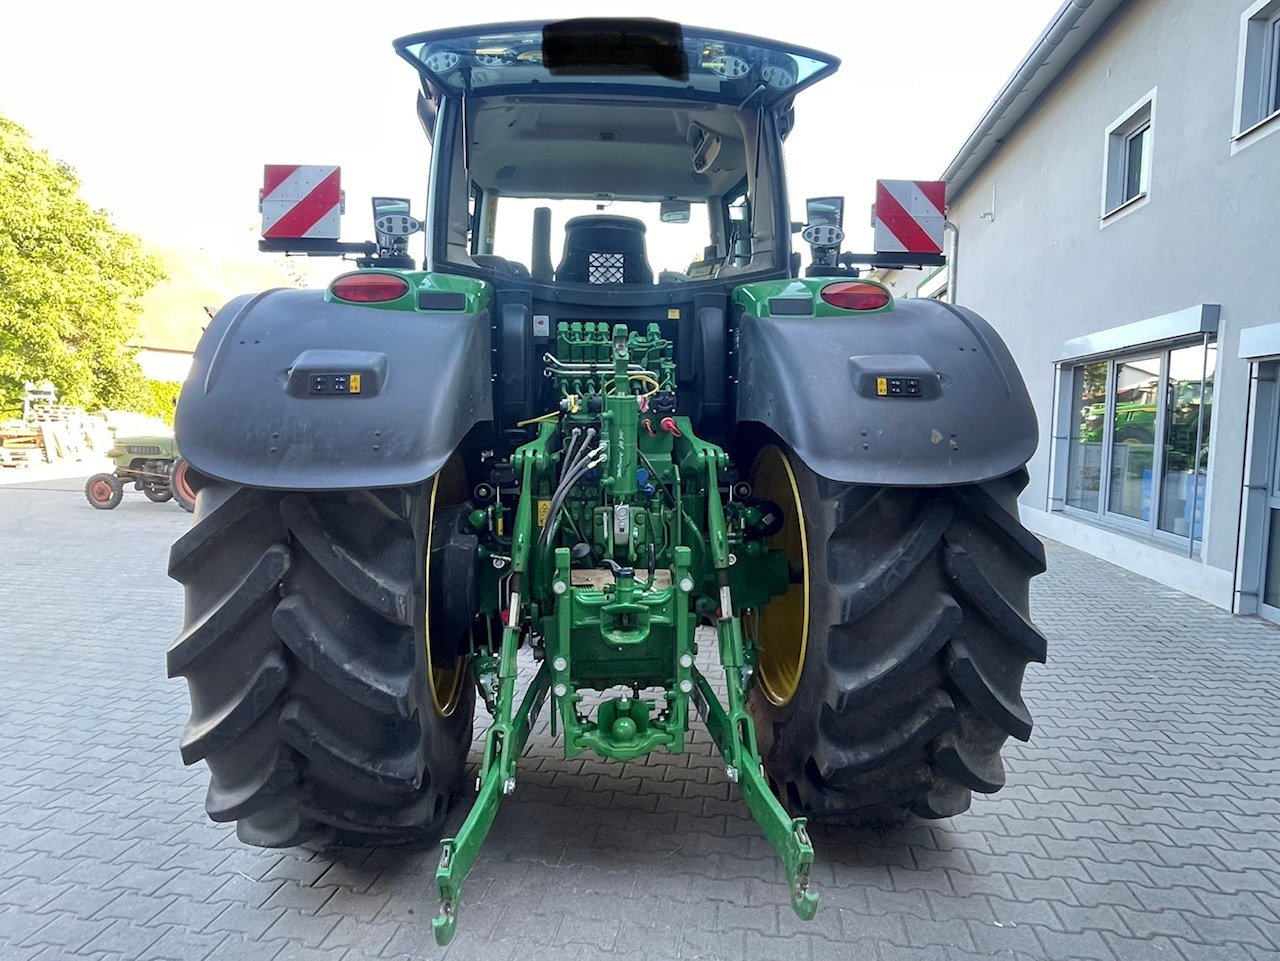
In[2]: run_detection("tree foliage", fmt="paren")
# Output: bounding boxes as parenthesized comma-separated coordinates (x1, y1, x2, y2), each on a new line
(0, 116, 164, 417)
(139, 378, 183, 425)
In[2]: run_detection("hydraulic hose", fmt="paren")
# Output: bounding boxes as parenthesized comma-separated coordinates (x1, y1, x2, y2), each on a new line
(540, 444, 607, 548)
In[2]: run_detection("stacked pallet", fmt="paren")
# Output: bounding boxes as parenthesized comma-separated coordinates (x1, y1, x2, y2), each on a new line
(0, 425, 47, 466)
(1, 405, 108, 467)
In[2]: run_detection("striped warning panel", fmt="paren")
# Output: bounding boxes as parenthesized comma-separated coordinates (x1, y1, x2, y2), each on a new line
(874, 180, 946, 255)
(261, 165, 342, 239)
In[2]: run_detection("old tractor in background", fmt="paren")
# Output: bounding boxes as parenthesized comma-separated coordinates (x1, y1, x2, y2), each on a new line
(167, 20, 1046, 944)
(85, 433, 196, 511)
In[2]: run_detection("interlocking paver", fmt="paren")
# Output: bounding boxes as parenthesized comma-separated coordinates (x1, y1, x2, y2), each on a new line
(19, 913, 113, 951)
(83, 919, 169, 957)
(1029, 924, 1111, 960)
(262, 883, 337, 916)
(1097, 931, 1188, 961)
(317, 916, 400, 954)
(808, 932, 878, 961)
(197, 936, 281, 961)
(0, 907, 61, 944)
(3, 477, 1280, 961)
(206, 902, 289, 940)
(0, 877, 73, 911)
(262, 909, 342, 948)
(149, 895, 226, 931)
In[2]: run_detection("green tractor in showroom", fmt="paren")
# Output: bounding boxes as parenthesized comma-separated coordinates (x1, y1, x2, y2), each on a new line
(167, 20, 1046, 944)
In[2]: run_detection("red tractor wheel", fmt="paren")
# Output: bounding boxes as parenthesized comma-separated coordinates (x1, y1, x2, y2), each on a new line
(171, 458, 197, 513)
(85, 473, 124, 510)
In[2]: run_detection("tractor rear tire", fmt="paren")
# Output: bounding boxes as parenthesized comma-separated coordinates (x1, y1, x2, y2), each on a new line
(166, 469, 475, 847)
(171, 458, 197, 513)
(746, 444, 1047, 824)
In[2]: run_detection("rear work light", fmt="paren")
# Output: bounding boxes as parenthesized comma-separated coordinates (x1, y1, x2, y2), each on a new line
(329, 272, 410, 303)
(819, 281, 891, 311)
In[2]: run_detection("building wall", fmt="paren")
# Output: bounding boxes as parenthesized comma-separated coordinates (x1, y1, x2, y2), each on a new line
(135, 348, 194, 384)
(947, 0, 1280, 606)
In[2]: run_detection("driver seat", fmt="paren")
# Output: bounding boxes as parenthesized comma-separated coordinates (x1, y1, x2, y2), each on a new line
(556, 216, 654, 285)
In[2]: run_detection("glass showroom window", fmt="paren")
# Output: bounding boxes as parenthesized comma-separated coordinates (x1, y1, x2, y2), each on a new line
(1062, 339, 1214, 547)
(1065, 361, 1107, 512)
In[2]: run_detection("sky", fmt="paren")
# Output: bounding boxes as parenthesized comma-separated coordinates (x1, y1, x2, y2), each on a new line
(1, 1, 1063, 281)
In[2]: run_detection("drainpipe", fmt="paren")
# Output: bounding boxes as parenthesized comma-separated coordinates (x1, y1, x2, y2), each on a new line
(944, 220, 959, 303)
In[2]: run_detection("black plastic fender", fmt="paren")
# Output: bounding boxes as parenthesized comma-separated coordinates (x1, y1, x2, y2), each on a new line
(735, 298, 1037, 486)
(175, 289, 492, 490)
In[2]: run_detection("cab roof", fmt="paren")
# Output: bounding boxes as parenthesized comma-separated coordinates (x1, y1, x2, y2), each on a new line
(394, 20, 839, 108)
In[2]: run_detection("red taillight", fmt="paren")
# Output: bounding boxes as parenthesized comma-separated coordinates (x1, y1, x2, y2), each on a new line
(330, 272, 410, 303)
(819, 281, 891, 311)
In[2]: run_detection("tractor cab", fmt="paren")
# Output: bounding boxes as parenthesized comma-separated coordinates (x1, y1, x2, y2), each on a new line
(394, 21, 837, 291)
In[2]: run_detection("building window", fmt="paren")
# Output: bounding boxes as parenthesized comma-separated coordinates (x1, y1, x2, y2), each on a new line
(1102, 90, 1155, 218)
(1122, 122, 1150, 202)
(1059, 339, 1215, 545)
(1236, 1, 1280, 139)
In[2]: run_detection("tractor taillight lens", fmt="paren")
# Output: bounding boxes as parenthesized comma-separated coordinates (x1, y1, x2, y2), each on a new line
(819, 282, 891, 311)
(330, 273, 410, 303)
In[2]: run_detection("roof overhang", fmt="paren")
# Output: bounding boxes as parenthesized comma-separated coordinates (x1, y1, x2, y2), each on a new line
(942, 0, 1130, 202)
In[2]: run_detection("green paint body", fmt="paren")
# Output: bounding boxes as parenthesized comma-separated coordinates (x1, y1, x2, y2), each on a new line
(733, 276, 895, 317)
(322, 270, 492, 312)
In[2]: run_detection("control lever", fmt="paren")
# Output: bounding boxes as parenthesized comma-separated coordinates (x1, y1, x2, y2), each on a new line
(602, 558, 635, 580)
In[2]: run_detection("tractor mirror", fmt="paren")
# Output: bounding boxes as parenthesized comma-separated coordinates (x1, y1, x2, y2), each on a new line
(372, 197, 421, 240)
(373, 197, 411, 219)
(660, 199, 691, 223)
(371, 197, 422, 258)
(806, 196, 844, 228)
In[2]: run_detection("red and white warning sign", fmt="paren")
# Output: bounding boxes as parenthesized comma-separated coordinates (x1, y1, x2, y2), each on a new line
(873, 180, 946, 255)
(260, 165, 343, 240)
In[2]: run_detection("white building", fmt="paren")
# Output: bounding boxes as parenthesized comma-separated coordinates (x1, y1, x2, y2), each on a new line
(134, 346, 195, 383)
(907, 0, 1280, 619)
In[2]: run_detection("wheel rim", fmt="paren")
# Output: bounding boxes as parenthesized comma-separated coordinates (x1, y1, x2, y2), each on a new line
(172, 461, 197, 503)
(749, 445, 810, 707)
(90, 479, 114, 504)
(425, 458, 468, 717)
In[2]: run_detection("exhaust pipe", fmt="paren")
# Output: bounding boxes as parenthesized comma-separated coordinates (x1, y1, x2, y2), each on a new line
(532, 206, 553, 281)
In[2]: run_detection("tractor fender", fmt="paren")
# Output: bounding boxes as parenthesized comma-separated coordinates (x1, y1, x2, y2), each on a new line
(175, 288, 492, 490)
(735, 297, 1037, 486)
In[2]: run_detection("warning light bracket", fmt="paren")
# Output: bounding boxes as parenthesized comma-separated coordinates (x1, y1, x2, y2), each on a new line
(258, 237, 414, 270)
(806, 251, 945, 278)
(259, 237, 377, 257)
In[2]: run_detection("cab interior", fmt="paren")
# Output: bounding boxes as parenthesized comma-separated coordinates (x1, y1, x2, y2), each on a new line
(436, 96, 785, 285)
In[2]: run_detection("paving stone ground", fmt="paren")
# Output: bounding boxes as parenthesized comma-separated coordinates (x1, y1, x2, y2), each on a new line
(0, 473, 1277, 960)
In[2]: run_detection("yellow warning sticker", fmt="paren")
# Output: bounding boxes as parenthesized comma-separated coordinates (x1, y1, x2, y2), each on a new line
(876, 377, 887, 397)
(537, 499, 551, 526)
(350, 374, 362, 394)
(667, 308, 680, 320)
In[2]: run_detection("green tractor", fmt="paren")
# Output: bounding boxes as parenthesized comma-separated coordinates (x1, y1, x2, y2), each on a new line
(168, 21, 1046, 944)
(85, 432, 196, 511)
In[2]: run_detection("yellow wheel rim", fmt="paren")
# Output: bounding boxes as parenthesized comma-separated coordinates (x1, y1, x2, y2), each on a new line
(750, 445, 809, 707)
(425, 457, 468, 717)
